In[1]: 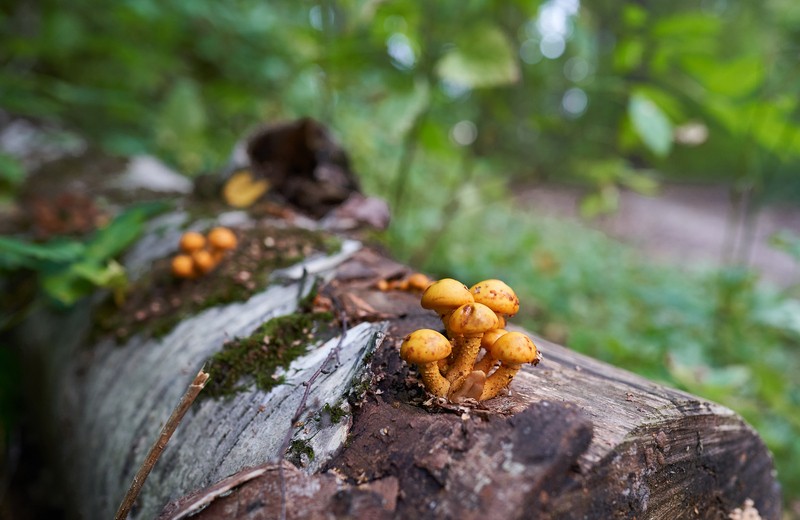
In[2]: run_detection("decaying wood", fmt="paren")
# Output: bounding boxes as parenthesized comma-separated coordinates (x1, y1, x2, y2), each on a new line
(16, 215, 781, 519)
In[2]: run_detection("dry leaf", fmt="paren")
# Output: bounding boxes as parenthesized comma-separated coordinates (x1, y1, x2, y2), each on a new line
(222, 169, 270, 208)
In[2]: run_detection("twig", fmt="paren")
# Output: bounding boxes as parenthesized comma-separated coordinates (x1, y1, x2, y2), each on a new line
(277, 293, 349, 520)
(115, 369, 210, 520)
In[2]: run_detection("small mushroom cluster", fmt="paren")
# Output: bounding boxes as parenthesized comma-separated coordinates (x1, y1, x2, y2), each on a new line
(171, 227, 238, 279)
(400, 278, 541, 402)
(376, 272, 432, 293)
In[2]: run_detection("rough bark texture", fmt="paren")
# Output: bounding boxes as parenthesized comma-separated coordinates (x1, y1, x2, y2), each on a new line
(11, 159, 780, 519)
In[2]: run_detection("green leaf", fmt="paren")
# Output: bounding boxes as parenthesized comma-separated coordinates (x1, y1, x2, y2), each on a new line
(651, 12, 721, 40)
(622, 4, 648, 28)
(71, 259, 127, 288)
(40, 266, 93, 306)
(620, 170, 659, 196)
(579, 186, 619, 219)
(83, 201, 171, 261)
(0, 236, 84, 270)
(682, 54, 764, 98)
(435, 24, 519, 89)
(631, 85, 686, 121)
(0, 153, 25, 188)
(613, 39, 644, 73)
(628, 92, 673, 157)
(39, 259, 128, 306)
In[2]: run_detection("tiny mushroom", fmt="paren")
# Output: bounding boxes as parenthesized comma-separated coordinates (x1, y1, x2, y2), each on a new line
(179, 231, 206, 254)
(171, 254, 196, 279)
(469, 279, 519, 328)
(400, 329, 453, 398)
(473, 328, 509, 374)
(192, 249, 219, 274)
(479, 332, 540, 401)
(405, 273, 433, 292)
(420, 278, 474, 339)
(446, 302, 498, 386)
(207, 227, 238, 252)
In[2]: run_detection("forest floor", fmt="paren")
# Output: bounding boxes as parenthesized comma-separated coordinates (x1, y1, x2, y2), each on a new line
(516, 182, 800, 289)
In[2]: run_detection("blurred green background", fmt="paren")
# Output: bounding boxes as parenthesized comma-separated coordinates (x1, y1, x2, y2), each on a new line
(2, 0, 800, 510)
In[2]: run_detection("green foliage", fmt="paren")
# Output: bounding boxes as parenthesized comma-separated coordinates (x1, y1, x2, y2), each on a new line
(628, 91, 673, 157)
(2, 0, 800, 505)
(0, 153, 25, 202)
(435, 24, 520, 89)
(0, 201, 170, 308)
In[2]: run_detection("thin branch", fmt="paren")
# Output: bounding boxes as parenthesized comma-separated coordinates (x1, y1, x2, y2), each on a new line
(277, 292, 349, 520)
(115, 369, 210, 520)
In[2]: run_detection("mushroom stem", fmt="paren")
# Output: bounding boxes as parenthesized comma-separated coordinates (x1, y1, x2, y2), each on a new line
(417, 361, 450, 397)
(473, 328, 508, 374)
(473, 352, 497, 374)
(479, 364, 521, 401)
(446, 335, 482, 383)
(448, 370, 486, 403)
(439, 310, 456, 340)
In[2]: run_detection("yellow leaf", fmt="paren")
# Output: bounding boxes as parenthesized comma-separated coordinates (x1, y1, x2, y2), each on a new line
(222, 169, 269, 208)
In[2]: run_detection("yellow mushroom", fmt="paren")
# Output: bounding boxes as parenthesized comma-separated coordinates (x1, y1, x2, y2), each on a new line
(171, 254, 196, 279)
(207, 227, 238, 252)
(479, 332, 540, 401)
(469, 279, 519, 328)
(400, 329, 453, 398)
(192, 249, 219, 274)
(405, 273, 433, 292)
(421, 278, 474, 329)
(473, 328, 509, 374)
(179, 231, 206, 254)
(446, 302, 498, 386)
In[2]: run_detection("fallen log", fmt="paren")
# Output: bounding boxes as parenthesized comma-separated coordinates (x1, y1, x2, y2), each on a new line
(17, 223, 781, 519)
(7, 124, 781, 519)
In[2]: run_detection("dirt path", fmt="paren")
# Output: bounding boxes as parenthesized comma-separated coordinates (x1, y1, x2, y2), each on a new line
(516, 183, 800, 288)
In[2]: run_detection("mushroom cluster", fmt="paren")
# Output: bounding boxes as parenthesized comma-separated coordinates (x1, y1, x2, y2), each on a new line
(400, 278, 541, 402)
(171, 227, 238, 279)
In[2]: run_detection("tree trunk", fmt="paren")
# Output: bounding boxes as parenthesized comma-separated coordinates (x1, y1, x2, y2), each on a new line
(17, 223, 781, 519)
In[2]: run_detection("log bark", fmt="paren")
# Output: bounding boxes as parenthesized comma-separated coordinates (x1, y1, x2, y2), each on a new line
(12, 192, 780, 518)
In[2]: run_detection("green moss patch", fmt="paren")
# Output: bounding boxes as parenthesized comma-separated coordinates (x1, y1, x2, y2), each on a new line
(202, 309, 337, 399)
(94, 224, 341, 342)
(286, 439, 315, 466)
(321, 401, 348, 424)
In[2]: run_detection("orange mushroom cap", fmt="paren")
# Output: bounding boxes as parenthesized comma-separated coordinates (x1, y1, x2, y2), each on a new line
(406, 273, 433, 292)
(192, 249, 219, 274)
(469, 279, 520, 317)
(448, 302, 498, 336)
(179, 231, 206, 253)
(421, 278, 473, 315)
(488, 332, 538, 366)
(207, 227, 238, 251)
(481, 328, 509, 350)
(400, 329, 452, 364)
(171, 254, 196, 279)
